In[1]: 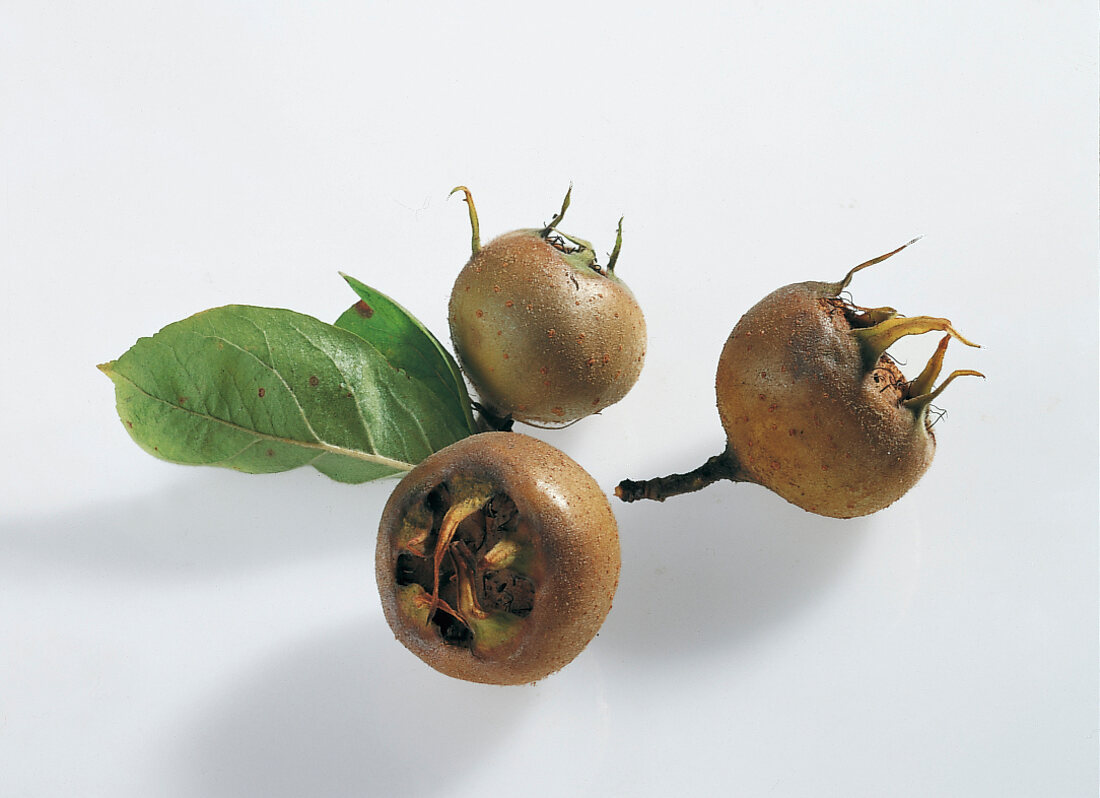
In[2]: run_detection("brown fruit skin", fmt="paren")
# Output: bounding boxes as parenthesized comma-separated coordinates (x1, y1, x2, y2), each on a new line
(376, 432, 620, 685)
(448, 230, 647, 424)
(716, 280, 934, 519)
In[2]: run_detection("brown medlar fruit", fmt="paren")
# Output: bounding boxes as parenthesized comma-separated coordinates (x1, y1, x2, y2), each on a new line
(376, 432, 620, 684)
(617, 240, 983, 518)
(447, 187, 647, 426)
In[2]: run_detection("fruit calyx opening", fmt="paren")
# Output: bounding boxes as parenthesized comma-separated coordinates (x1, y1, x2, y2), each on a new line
(821, 238, 983, 420)
(538, 185, 617, 276)
(395, 478, 536, 656)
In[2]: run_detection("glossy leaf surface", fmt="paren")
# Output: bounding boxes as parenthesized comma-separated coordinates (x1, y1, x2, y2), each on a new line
(101, 305, 474, 483)
(335, 273, 476, 433)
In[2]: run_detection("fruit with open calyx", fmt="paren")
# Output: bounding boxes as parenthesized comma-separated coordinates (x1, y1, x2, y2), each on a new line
(377, 432, 620, 684)
(616, 240, 984, 518)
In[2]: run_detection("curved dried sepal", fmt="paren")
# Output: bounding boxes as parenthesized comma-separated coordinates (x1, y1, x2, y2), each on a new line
(828, 237, 923, 295)
(606, 217, 624, 274)
(903, 369, 986, 414)
(853, 314, 979, 369)
(450, 186, 481, 255)
(906, 335, 950, 400)
(542, 183, 573, 236)
(428, 485, 494, 619)
(452, 547, 490, 623)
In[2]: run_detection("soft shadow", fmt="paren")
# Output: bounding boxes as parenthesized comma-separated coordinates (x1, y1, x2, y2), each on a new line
(0, 469, 397, 579)
(175, 615, 537, 798)
(603, 477, 873, 664)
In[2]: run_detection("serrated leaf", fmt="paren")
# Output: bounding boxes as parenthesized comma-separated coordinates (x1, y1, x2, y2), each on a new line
(100, 305, 474, 483)
(334, 273, 476, 434)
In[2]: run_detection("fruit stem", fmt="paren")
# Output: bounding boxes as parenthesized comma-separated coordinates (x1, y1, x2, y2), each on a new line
(606, 217, 624, 274)
(615, 448, 744, 503)
(542, 183, 573, 236)
(829, 237, 922, 295)
(450, 186, 481, 255)
(472, 401, 515, 432)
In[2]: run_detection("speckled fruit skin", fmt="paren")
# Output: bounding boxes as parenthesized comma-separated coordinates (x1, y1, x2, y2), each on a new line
(448, 230, 646, 424)
(716, 280, 934, 519)
(376, 432, 620, 685)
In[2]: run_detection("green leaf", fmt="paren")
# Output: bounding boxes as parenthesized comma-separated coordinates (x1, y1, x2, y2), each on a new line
(100, 305, 474, 483)
(334, 273, 476, 433)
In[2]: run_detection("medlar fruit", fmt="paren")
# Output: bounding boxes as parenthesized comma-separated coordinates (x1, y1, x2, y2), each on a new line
(376, 431, 620, 684)
(617, 240, 983, 518)
(447, 187, 646, 426)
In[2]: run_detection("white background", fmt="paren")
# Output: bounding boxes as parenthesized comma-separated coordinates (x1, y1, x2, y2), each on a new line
(2, 3, 1096, 796)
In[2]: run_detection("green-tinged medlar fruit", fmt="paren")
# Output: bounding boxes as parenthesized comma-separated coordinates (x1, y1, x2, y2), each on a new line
(617, 240, 984, 519)
(376, 432, 620, 684)
(448, 187, 646, 426)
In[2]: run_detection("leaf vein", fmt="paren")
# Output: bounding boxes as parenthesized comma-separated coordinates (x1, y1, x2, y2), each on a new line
(110, 369, 414, 472)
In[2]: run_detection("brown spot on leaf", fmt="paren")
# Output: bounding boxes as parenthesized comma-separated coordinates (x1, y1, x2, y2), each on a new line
(267, 449, 275, 457)
(353, 300, 374, 318)
(476, 309, 484, 318)
(126, 421, 133, 429)
(258, 387, 266, 398)
(309, 375, 319, 387)
(551, 406, 565, 416)
(178, 397, 187, 405)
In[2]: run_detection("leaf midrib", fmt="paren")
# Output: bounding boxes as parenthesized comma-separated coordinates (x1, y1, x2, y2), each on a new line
(105, 366, 415, 472)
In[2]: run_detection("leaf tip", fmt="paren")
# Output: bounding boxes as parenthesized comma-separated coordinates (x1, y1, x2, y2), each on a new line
(97, 361, 116, 376)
